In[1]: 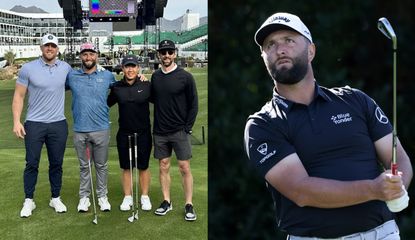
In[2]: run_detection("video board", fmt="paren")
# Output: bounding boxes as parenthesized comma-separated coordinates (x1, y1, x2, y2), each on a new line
(89, 0, 138, 22)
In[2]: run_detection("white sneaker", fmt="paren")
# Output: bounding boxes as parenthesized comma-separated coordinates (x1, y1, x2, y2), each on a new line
(20, 198, 36, 218)
(120, 196, 133, 211)
(98, 196, 111, 211)
(49, 197, 67, 213)
(141, 195, 152, 211)
(77, 197, 91, 212)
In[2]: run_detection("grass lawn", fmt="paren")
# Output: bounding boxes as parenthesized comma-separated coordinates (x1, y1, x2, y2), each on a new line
(0, 67, 207, 240)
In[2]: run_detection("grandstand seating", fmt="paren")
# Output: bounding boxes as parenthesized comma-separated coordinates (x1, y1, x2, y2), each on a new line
(183, 41, 208, 51)
(105, 24, 207, 46)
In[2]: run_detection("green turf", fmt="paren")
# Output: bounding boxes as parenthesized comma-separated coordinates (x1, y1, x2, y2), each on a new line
(0, 67, 207, 240)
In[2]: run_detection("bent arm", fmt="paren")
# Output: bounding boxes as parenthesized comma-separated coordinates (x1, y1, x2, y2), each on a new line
(374, 133, 413, 189)
(12, 83, 27, 138)
(265, 153, 404, 208)
(107, 88, 117, 107)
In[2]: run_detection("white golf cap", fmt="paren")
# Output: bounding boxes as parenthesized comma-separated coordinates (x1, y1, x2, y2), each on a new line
(41, 34, 58, 46)
(254, 12, 312, 47)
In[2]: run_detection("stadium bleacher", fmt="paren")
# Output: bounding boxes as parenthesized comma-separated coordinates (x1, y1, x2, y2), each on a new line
(105, 24, 207, 46)
(183, 41, 208, 51)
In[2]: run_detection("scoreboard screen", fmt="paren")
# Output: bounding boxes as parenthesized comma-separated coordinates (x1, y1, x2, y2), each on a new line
(89, 0, 138, 22)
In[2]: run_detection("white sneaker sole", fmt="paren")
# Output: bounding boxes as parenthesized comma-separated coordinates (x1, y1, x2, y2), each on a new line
(120, 205, 132, 211)
(49, 202, 67, 213)
(141, 205, 152, 211)
(99, 205, 111, 212)
(20, 213, 32, 218)
(20, 205, 36, 218)
(154, 207, 172, 216)
(77, 203, 91, 212)
(185, 214, 197, 221)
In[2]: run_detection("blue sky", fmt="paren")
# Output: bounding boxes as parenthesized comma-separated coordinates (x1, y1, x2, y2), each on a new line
(0, 0, 207, 20)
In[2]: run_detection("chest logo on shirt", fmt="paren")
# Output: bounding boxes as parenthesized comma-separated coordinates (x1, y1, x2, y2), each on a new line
(137, 89, 143, 93)
(375, 107, 389, 124)
(331, 113, 352, 125)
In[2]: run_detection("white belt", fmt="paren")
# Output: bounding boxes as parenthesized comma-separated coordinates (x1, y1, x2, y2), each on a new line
(288, 220, 400, 240)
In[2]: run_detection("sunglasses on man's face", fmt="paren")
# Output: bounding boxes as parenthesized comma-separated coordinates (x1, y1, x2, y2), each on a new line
(159, 50, 174, 56)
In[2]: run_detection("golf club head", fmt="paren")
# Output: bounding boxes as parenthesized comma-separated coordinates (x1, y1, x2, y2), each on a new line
(134, 212, 139, 219)
(128, 216, 135, 222)
(92, 218, 98, 225)
(377, 17, 397, 49)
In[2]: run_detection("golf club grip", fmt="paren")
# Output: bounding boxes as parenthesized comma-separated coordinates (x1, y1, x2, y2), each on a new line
(391, 163, 398, 175)
(86, 145, 90, 160)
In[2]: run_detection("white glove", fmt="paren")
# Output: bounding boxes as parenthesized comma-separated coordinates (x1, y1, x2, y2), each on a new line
(386, 186, 409, 212)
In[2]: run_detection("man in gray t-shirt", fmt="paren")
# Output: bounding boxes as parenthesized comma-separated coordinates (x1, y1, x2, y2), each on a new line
(12, 34, 72, 218)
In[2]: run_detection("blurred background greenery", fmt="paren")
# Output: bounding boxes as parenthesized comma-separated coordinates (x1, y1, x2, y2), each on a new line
(209, 0, 415, 239)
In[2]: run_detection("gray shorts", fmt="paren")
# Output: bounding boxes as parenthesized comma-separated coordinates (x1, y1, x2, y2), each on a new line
(153, 130, 192, 160)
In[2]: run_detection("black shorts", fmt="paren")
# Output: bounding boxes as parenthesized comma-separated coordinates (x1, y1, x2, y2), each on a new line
(116, 129, 152, 170)
(153, 130, 192, 160)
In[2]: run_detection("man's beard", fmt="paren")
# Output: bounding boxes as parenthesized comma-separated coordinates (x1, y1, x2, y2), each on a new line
(267, 50, 309, 85)
(82, 61, 96, 70)
(161, 58, 173, 68)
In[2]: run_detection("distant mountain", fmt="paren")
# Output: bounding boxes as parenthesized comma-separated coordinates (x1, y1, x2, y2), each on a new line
(10, 5, 48, 13)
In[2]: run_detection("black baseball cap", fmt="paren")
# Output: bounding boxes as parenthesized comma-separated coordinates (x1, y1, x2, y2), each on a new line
(121, 55, 139, 66)
(158, 39, 176, 51)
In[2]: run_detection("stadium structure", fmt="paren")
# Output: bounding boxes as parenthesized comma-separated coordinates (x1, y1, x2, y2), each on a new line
(0, 8, 208, 62)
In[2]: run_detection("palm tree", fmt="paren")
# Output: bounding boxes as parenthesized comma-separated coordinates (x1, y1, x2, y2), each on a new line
(4, 50, 15, 66)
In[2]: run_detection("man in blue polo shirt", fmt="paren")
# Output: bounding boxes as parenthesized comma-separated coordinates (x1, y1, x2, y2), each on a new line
(13, 34, 72, 217)
(66, 42, 115, 212)
(244, 13, 412, 239)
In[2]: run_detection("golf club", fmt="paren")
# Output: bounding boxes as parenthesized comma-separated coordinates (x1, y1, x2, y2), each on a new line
(86, 145, 98, 225)
(377, 17, 398, 175)
(134, 133, 139, 220)
(127, 135, 135, 223)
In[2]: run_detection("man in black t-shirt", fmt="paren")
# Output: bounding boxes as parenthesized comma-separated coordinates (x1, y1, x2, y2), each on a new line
(108, 55, 153, 212)
(244, 12, 412, 239)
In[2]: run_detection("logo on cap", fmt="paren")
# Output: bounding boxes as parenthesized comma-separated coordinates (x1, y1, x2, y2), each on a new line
(254, 12, 313, 47)
(269, 16, 290, 23)
(48, 35, 54, 40)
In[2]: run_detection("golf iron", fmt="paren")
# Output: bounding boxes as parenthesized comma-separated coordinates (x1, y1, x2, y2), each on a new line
(86, 145, 98, 224)
(134, 133, 139, 220)
(377, 17, 398, 175)
(127, 135, 136, 222)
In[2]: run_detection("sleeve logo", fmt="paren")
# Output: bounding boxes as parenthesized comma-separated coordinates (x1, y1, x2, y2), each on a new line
(257, 143, 268, 155)
(256, 143, 276, 164)
(375, 107, 389, 124)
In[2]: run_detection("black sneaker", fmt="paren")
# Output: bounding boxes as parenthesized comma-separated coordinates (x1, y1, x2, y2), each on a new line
(154, 200, 172, 216)
(184, 204, 197, 221)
